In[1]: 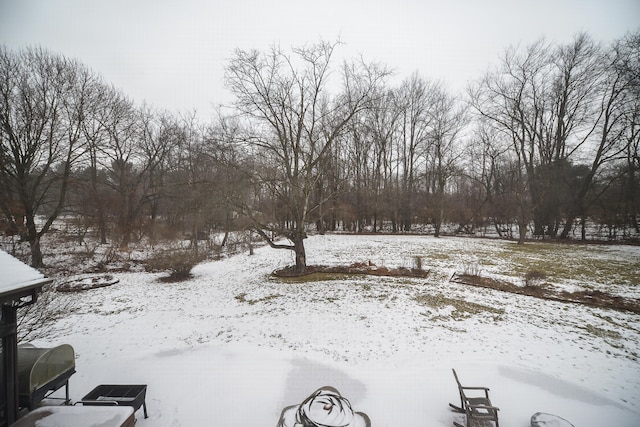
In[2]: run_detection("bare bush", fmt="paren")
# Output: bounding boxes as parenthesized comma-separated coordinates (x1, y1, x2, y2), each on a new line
(146, 250, 205, 281)
(93, 245, 120, 272)
(524, 269, 547, 287)
(462, 260, 482, 277)
(17, 284, 76, 343)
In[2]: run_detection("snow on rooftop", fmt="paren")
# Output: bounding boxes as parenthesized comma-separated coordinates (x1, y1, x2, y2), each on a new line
(0, 249, 50, 296)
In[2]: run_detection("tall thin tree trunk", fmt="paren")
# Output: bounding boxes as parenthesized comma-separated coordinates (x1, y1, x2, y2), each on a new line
(98, 212, 107, 244)
(192, 208, 199, 255)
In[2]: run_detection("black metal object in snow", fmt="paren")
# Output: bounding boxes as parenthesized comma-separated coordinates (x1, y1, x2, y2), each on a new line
(80, 384, 148, 419)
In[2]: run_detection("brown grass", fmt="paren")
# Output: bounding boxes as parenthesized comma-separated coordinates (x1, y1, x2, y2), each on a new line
(452, 274, 640, 315)
(272, 262, 430, 278)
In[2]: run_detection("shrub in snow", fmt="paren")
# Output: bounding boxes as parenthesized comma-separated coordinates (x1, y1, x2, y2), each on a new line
(18, 284, 76, 342)
(413, 256, 423, 271)
(93, 245, 120, 272)
(524, 269, 547, 287)
(146, 250, 205, 281)
(462, 260, 482, 276)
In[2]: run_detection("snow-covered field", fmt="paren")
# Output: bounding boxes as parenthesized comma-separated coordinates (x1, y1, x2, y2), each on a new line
(31, 234, 640, 426)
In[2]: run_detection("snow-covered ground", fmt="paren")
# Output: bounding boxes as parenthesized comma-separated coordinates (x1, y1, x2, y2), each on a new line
(31, 234, 640, 426)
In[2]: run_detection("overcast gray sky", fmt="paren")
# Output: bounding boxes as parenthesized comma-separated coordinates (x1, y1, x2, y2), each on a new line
(1, 0, 638, 119)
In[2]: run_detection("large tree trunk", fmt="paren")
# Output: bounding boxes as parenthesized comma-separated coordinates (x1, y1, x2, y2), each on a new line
(24, 209, 44, 267)
(560, 215, 575, 239)
(517, 221, 527, 244)
(28, 236, 43, 268)
(293, 237, 307, 274)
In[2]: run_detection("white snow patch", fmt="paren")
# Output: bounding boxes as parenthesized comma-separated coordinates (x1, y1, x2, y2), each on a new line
(30, 235, 640, 426)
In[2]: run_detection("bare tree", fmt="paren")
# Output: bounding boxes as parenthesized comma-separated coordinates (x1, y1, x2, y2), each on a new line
(395, 73, 433, 231)
(338, 86, 399, 233)
(536, 33, 604, 237)
(469, 40, 549, 243)
(224, 40, 388, 273)
(619, 32, 640, 234)
(367, 89, 401, 231)
(94, 89, 140, 247)
(0, 46, 95, 266)
(93, 90, 170, 248)
(459, 121, 510, 234)
(426, 84, 467, 237)
(471, 33, 628, 242)
(73, 80, 117, 244)
(166, 110, 222, 252)
(558, 32, 640, 238)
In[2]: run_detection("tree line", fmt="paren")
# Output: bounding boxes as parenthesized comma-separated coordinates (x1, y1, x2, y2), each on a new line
(1, 32, 638, 271)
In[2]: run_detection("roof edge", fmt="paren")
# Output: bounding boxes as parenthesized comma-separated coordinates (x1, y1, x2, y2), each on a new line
(0, 277, 52, 305)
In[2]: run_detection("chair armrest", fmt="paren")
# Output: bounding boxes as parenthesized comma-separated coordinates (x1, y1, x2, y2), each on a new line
(460, 386, 491, 399)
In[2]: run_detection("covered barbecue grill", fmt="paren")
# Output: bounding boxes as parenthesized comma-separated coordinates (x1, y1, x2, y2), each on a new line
(17, 343, 75, 409)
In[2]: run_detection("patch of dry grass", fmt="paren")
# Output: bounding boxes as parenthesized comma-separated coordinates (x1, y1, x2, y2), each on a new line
(452, 273, 640, 314)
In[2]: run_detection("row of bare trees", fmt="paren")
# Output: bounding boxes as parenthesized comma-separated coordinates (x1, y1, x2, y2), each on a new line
(0, 46, 227, 266)
(1, 32, 639, 271)
(470, 32, 640, 243)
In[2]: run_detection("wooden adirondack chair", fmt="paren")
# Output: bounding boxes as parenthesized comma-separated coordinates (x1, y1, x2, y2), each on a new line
(449, 369, 499, 427)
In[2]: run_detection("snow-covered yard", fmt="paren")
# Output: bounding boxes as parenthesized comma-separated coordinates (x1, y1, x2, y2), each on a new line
(30, 234, 640, 426)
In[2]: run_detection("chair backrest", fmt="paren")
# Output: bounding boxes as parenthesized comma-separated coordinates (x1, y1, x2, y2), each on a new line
(452, 368, 463, 389)
(451, 368, 467, 410)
